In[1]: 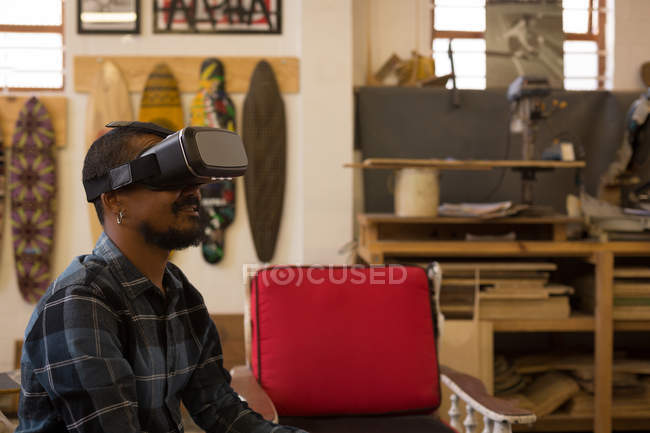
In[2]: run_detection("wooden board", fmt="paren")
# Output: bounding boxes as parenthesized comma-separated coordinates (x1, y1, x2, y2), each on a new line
(440, 262, 558, 272)
(243, 60, 286, 263)
(346, 158, 586, 170)
(614, 267, 650, 278)
(9, 97, 56, 304)
(85, 60, 134, 243)
(437, 320, 493, 427)
(74, 56, 300, 94)
(518, 372, 580, 417)
(210, 314, 245, 371)
(0, 96, 66, 149)
(138, 63, 184, 131)
(479, 296, 570, 320)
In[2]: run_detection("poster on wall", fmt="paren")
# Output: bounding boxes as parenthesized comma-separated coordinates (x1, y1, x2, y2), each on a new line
(154, 0, 282, 34)
(485, 0, 564, 88)
(78, 0, 140, 34)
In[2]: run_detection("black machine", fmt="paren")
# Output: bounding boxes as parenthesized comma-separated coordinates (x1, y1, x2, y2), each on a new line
(83, 121, 248, 202)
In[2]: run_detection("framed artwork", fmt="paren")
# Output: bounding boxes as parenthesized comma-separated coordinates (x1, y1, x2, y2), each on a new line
(154, 0, 282, 34)
(78, 0, 141, 34)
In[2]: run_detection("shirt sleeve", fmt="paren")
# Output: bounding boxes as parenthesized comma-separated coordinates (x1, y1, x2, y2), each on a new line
(181, 316, 301, 433)
(21, 284, 141, 432)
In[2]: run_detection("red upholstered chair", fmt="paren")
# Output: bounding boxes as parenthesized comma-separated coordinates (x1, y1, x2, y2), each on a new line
(230, 265, 535, 433)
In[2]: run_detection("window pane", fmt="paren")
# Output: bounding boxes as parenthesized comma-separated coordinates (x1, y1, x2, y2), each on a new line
(0, 0, 62, 25)
(565, 77, 597, 90)
(436, 0, 485, 6)
(564, 53, 597, 78)
(564, 41, 598, 80)
(434, 6, 485, 31)
(433, 38, 486, 89)
(0, 33, 63, 88)
(563, 9, 589, 33)
(563, 0, 590, 8)
(564, 40, 597, 53)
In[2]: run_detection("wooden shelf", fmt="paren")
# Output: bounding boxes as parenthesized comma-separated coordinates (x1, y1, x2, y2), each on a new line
(514, 414, 650, 432)
(345, 158, 586, 170)
(614, 320, 650, 331)
(74, 56, 300, 94)
(489, 315, 595, 332)
(359, 213, 583, 225)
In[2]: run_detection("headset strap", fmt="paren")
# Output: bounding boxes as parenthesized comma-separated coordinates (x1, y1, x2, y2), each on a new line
(83, 154, 160, 202)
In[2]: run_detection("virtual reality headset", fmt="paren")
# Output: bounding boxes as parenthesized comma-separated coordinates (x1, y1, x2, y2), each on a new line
(83, 121, 248, 202)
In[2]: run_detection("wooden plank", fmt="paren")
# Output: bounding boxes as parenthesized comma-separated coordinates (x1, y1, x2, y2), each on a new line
(613, 282, 650, 297)
(490, 315, 595, 332)
(360, 213, 582, 225)
(0, 95, 66, 148)
(210, 314, 245, 371)
(614, 267, 650, 278)
(595, 251, 614, 433)
(362, 241, 650, 257)
(440, 262, 558, 272)
(74, 56, 300, 94)
(479, 297, 570, 320)
(347, 158, 586, 170)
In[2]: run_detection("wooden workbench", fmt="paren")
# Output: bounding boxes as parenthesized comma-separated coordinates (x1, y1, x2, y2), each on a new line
(356, 212, 650, 433)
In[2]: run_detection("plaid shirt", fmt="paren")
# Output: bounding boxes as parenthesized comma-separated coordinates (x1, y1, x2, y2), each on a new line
(17, 233, 297, 433)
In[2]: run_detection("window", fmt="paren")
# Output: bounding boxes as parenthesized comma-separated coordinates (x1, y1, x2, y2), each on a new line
(0, 0, 64, 90)
(431, 0, 607, 90)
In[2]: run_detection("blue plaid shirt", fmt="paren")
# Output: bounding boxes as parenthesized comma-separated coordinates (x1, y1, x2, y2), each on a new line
(17, 233, 294, 433)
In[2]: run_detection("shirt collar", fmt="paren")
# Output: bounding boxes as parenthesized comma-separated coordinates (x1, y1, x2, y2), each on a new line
(93, 232, 181, 299)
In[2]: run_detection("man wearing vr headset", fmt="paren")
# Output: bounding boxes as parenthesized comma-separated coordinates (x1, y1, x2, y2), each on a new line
(17, 122, 305, 433)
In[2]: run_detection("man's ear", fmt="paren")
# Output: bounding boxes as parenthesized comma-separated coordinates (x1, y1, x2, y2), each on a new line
(101, 191, 120, 216)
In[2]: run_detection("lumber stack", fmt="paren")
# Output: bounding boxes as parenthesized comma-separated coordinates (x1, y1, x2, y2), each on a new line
(613, 267, 650, 320)
(497, 354, 650, 419)
(437, 262, 573, 320)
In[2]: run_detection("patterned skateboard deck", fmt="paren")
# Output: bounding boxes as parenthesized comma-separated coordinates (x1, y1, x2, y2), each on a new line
(242, 60, 286, 263)
(139, 63, 184, 131)
(0, 119, 4, 257)
(10, 97, 56, 303)
(85, 60, 133, 242)
(190, 58, 237, 264)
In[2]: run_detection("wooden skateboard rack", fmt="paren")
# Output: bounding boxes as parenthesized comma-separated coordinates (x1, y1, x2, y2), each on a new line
(74, 56, 300, 94)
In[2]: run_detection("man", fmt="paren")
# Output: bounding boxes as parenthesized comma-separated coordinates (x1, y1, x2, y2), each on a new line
(17, 123, 304, 433)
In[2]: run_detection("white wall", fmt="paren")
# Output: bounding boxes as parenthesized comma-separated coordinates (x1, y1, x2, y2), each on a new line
(0, 0, 354, 371)
(613, 0, 650, 90)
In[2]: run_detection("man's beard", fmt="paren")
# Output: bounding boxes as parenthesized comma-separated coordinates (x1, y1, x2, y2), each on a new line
(137, 195, 207, 251)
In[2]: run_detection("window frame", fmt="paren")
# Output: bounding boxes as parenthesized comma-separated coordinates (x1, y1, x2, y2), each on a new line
(431, 0, 607, 90)
(0, 1, 65, 91)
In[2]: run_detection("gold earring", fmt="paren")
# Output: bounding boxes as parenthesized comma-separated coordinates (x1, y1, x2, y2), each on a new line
(117, 210, 124, 225)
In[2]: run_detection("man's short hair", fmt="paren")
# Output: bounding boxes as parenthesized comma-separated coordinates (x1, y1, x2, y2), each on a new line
(82, 127, 158, 225)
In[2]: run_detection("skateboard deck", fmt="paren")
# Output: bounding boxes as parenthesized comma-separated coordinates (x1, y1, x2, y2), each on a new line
(85, 60, 133, 242)
(9, 97, 56, 303)
(138, 63, 184, 131)
(242, 60, 286, 263)
(0, 118, 4, 256)
(190, 58, 237, 264)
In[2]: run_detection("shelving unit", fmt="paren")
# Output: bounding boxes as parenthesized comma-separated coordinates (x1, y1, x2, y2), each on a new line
(356, 212, 650, 433)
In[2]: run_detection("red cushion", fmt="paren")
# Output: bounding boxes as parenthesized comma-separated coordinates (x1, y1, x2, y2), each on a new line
(250, 265, 440, 416)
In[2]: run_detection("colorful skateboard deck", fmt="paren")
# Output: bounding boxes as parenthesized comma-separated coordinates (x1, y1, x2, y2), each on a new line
(138, 63, 184, 131)
(85, 60, 133, 242)
(190, 58, 237, 264)
(242, 60, 286, 263)
(9, 97, 56, 303)
(0, 119, 4, 256)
